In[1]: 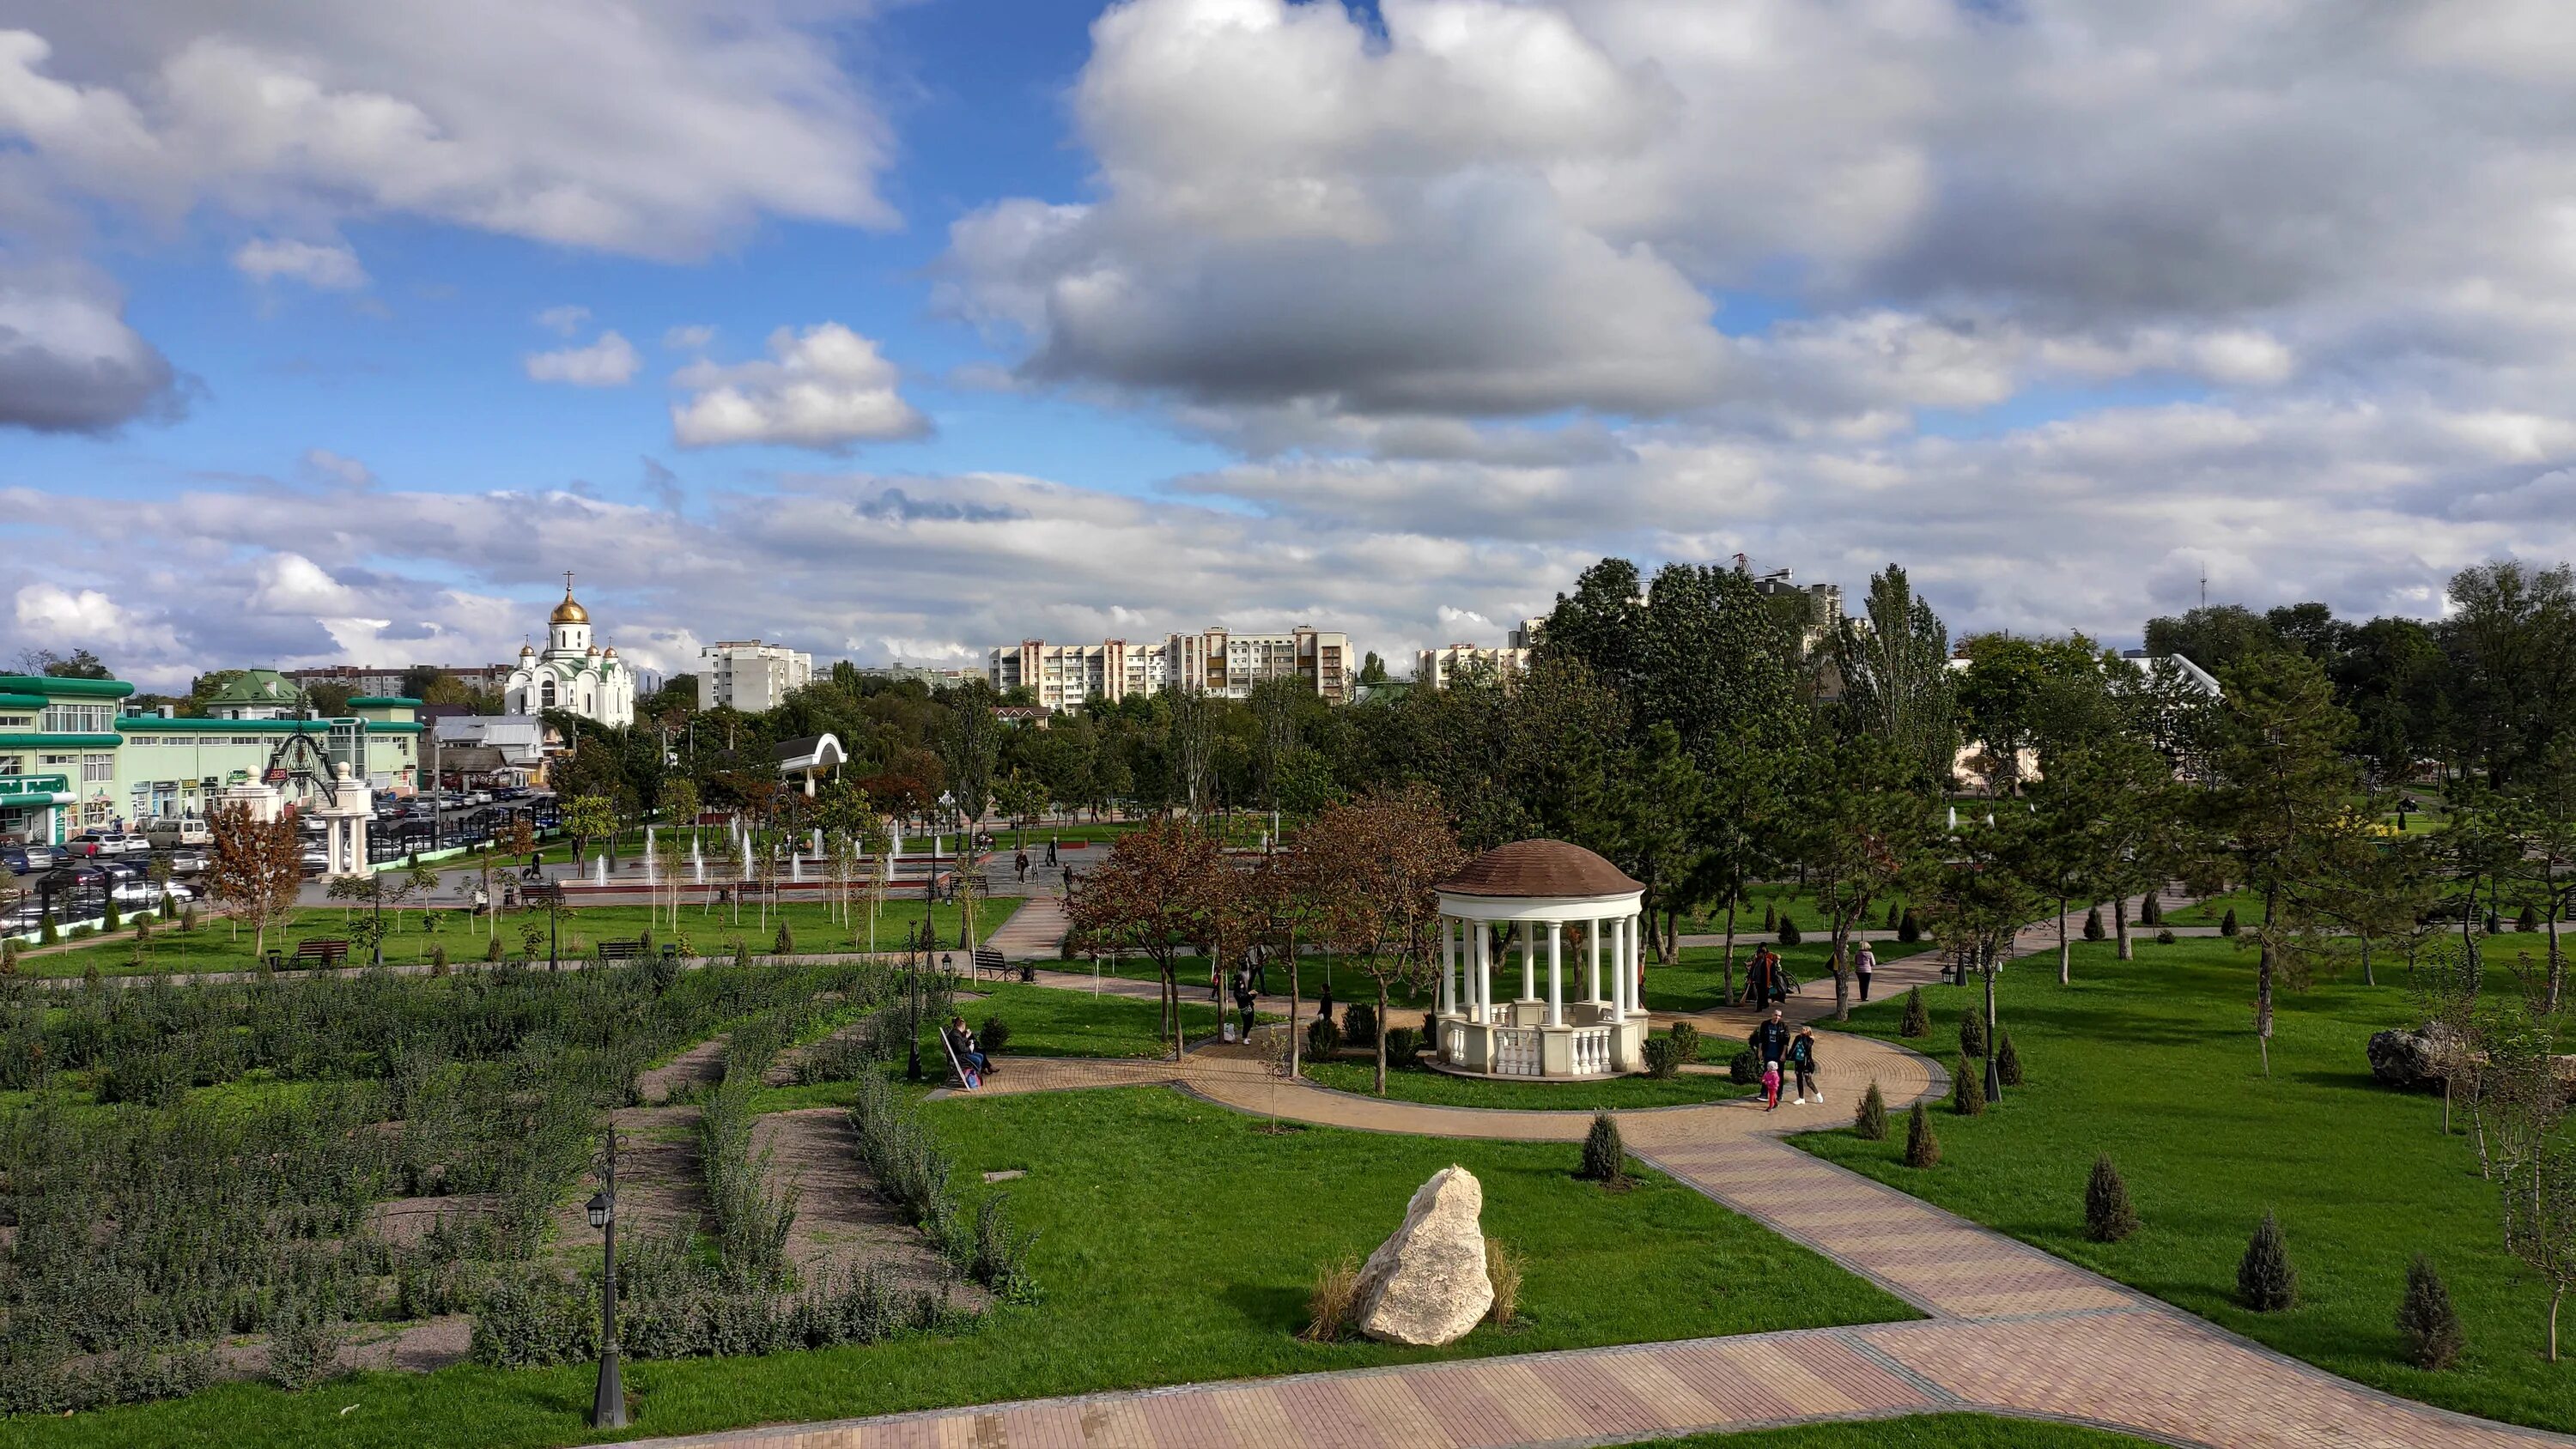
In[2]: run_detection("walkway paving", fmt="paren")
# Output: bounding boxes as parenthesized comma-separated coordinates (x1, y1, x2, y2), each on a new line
(635, 882, 2573, 1449)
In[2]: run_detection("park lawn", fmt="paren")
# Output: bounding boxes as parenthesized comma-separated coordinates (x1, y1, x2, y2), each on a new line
(1682, 884, 1912, 938)
(1800, 935, 2576, 1434)
(13, 898, 1020, 979)
(1644, 942, 1929, 1016)
(26, 1086, 1914, 1449)
(1300, 1054, 1752, 1110)
(1072, 950, 1440, 1011)
(1634, 1415, 2171, 1448)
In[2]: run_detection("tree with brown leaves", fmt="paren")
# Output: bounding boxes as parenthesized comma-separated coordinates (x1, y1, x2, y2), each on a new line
(205, 801, 306, 961)
(1066, 815, 1229, 1060)
(1307, 785, 1466, 1094)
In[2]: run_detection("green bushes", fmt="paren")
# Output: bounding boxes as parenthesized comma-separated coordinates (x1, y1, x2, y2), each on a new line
(980, 1016, 1013, 1053)
(2085, 1155, 2138, 1242)
(1952, 1055, 1986, 1116)
(2082, 906, 2104, 941)
(2238, 1210, 2298, 1311)
(1899, 986, 1929, 1038)
(1855, 1080, 1887, 1139)
(1897, 909, 1921, 943)
(1995, 1029, 2024, 1087)
(702, 1076, 800, 1288)
(2398, 1254, 2464, 1370)
(1307, 1016, 1343, 1058)
(264, 1297, 346, 1391)
(1728, 1048, 1759, 1085)
(1958, 1008, 1988, 1058)
(1667, 1020, 1699, 1061)
(1342, 1000, 1378, 1046)
(1905, 1100, 1941, 1168)
(1579, 1111, 1627, 1185)
(2220, 907, 2240, 937)
(1382, 1025, 1419, 1061)
(1778, 917, 1802, 946)
(846, 1070, 1036, 1299)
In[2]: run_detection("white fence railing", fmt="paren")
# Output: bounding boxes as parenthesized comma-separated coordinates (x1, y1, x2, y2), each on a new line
(1570, 1027, 1612, 1076)
(1492, 1028, 1540, 1076)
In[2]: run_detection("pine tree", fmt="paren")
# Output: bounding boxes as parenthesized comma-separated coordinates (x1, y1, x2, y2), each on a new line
(2140, 894, 2161, 927)
(1959, 1008, 1988, 1058)
(1856, 1079, 1888, 1139)
(1899, 986, 1929, 1038)
(1779, 917, 1802, 946)
(2220, 906, 2239, 937)
(1886, 901, 1902, 930)
(2085, 1155, 2139, 1242)
(1905, 1100, 1941, 1167)
(2083, 906, 2105, 941)
(1763, 902, 1777, 932)
(1579, 1111, 1627, 1185)
(2237, 1210, 2298, 1311)
(2518, 904, 2541, 934)
(1952, 1055, 1986, 1116)
(1995, 1028, 2024, 1087)
(484, 935, 502, 962)
(102, 895, 120, 932)
(2397, 1253, 2464, 1371)
(1897, 909, 1921, 943)
(775, 921, 795, 955)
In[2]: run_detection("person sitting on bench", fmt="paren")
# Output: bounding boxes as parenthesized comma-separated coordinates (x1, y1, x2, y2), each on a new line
(946, 1016, 992, 1078)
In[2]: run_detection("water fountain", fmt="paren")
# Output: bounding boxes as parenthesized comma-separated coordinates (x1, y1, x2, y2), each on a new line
(791, 853, 803, 884)
(592, 854, 607, 886)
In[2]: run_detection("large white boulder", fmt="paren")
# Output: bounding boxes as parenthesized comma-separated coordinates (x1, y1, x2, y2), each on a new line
(1353, 1165, 1493, 1346)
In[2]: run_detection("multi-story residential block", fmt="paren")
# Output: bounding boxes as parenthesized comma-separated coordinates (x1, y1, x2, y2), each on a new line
(1750, 569, 1844, 657)
(699, 640, 813, 712)
(283, 663, 513, 696)
(989, 627, 1352, 711)
(1413, 643, 1532, 689)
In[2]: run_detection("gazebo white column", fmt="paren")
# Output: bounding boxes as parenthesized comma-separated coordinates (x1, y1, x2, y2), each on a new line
(1546, 922, 1564, 1026)
(1472, 923, 1490, 1022)
(1627, 912, 1644, 1017)
(1587, 919, 1602, 1003)
(1519, 925, 1535, 1002)
(1439, 917, 1455, 1016)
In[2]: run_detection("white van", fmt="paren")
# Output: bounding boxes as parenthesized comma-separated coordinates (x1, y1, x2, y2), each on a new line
(145, 817, 212, 849)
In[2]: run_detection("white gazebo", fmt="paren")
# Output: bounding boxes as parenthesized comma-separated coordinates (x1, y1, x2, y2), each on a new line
(1432, 840, 1648, 1079)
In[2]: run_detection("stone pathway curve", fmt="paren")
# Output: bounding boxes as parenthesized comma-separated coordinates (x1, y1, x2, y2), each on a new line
(629, 885, 2573, 1449)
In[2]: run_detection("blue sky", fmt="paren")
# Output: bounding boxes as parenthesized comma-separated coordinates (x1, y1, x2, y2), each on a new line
(1, 0, 2569, 689)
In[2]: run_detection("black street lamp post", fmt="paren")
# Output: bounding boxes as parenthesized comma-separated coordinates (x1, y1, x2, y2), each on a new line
(586, 1128, 626, 1429)
(904, 919, 926, 1082)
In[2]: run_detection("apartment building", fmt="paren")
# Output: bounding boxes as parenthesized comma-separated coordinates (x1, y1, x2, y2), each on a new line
(1413, 643, 1532, 689)
(284, 663, 514, 695)
(1750, 570, 1843, 657)
(698, 640, 814, 712)
(989, 626, 1352, 711)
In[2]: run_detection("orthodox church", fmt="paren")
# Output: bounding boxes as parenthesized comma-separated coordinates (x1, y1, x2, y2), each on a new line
(503, 575, 636, 727)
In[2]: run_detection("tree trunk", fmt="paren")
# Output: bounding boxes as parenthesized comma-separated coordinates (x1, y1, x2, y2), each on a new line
(2057, 896, 2070, 985)
(1832, 921, 1851, 1023)
(1663, 907, 1679, 966)
(2257, 888, 2278, 1077)
(2555, 1285, 2565, 1365)
(1287, 929, 1302, 1080)
(1983, 958, 2002, 1103)
(1374, 979, 1389, 1095)
(1722, 898, 1737, 1006)
(2549, 858, 2564, 1012)
(2114, 895, 2132, 961)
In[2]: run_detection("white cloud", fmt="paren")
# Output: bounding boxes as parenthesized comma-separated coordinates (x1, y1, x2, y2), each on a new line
(301, 448, 372, 487)
(232, 237, 366, 289)
(0, 262, 181, 433)
(535, 304, 591, 336)
(670, 324, 929, 450)
(663, 323, 715, 351)
(12, 581, 179, 658)
(526, 330, 640, 387)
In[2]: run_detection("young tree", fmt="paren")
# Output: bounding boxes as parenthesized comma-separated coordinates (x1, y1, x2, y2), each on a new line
(1833, 564, 1959, 790)
(1252, 837, 1328, 1079)
(2200, 652, 2374, 1075)
(562, 793, 617, 872)
(1307, 786, 1467, 1094)
(205, 802, 305, 961)
(661, 776, 702, 861)
(2482, 999, 2576, 1360)
(1785, 733, 1932, 1022)
(1065, 815, 1229, 1060)
(1908, 804, 2048, 1101)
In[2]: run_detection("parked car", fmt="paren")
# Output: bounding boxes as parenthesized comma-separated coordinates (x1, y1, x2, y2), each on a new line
(143, 817, 211, 849)
(167, 849, 208, 876)
(301, 848, 330, 876)
(2, 847, 42, 876)
(65, 829, 149, 858)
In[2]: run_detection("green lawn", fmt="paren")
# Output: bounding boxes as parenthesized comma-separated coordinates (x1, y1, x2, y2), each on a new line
(14, 898, 1021, 979)
(1299, 1055, 1750, 1110)
(1075, 951, 1440, 1011)
(1645, 942, 1929, 1016)
(1800, 935, 2576, 1433)
(27, 1086, 1912, 1449)
(1635, 1416, 2172, 1448)
(1682, 884, 1913, 938)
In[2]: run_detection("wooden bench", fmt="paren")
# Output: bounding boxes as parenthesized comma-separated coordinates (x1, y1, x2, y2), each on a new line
(293, 938, 350, 968)
(937, 1024, 981, 1090)
(597, 938, 647, 962)
(970, 946, 1005, 980)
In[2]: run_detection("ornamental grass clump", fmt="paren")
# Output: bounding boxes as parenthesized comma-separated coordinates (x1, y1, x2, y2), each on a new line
(2397, 1253, 2464, 1371)
(1485, 1236, 1522, 1329)
(1952, 1056, 1986, 1116)
(1855, 1079, 1888, 1140)
(1899, 987, 1929, 1039)
(2086, 1155, 2139, 1242)
(2238, 1210, 2298, 1312)
(1303, 1253, 1361, 1343)
(1579, 1110, 1628, 1185)
(1905, 1100, 1941, 1168)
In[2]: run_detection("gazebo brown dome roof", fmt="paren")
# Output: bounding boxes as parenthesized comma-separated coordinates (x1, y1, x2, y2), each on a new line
(1437, 839, 1642, 899)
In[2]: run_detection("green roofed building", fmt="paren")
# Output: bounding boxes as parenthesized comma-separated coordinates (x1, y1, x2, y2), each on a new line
(0, 674, 423, 843)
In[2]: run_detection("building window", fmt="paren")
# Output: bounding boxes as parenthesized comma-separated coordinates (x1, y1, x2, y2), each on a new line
(541, 678, 557, 708)
(83, 755, 114, 783)
(41, 704, 111, 734)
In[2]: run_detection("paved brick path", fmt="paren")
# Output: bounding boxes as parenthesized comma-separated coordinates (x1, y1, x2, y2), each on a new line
(629, 887, 2573, 1449)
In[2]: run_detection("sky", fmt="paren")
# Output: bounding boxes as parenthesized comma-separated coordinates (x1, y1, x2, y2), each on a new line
(3, 0, 2574, 693)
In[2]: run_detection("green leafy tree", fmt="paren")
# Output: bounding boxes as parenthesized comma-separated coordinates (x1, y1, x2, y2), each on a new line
(1833, 564, 1959, 790)
(1785, 733, 1932, 1022)
(562, 794, 617, 872)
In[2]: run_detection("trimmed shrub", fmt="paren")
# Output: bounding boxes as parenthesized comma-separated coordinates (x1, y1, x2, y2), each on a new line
(265, 1298, 344, 1391)
(775, 922, 795, 955)
(2082, 906, 2105, 941)
(1779, 917, 1802, 947)
(980, 1016, 1012, 1054)
(39, 918, 58, 946)
(2397, 1253, 2464, 1371)
(1579, 1111, 1627, 1184)
(485, 935, 504, 962)
(0, 937, 15, 975)
(1485, 1237, 1522, 1328)
(1307, 1016, 1342, 1058)
(1728, 1048, 1759, 1085)
(1995, 1028, 2024, 1087)
(1899, 987, 1930, 1039)
(1855, 1079, 1888, 1139)
(1959, 1009, 1988, 1058)
(1885, 901, 1903, 929)
(2518, 904, 2541, 934)
(1668, 1021, 1700, 1062)
(70, 924, 94, 941)
(1905, 1100, 1941, 1168)
(1342, 1000, 1378, 1047)
(1382, 1025, 1419, 1061)
(2086, 1155, 2139, 1242)
(1952, 1055, 1986, 1116)
(734, 941, 753, 971)
(431, 944, 449, 973)
(1640, 1035, 1687, 1078)
(179, 903, 197, 931)
(2220, 907, 2239, 937)
(1762, 902, 1777, 932)
(1897, 909, 1921, 943)
(101, 896, 120, 932)
(2237, 1210, 2298, 1311)
(2139, 893, 2161, 927)
(2155, 929, 2177, 946)
(1302, 1254, 1360, 1343)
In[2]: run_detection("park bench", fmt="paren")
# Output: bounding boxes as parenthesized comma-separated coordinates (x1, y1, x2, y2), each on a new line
(937, 1024, 981, 1091)
(522, 881, 564, 906)
(971, 946, 1005, 980)
(293, 938, 350, 969)
(597, 938, 647, 962)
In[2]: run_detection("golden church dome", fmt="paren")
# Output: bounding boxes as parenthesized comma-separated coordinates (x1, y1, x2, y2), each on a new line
(550, 591, 590, 625)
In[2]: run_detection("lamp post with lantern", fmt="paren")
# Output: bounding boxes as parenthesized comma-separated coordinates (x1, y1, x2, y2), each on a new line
(585, 1128, 627, 1429)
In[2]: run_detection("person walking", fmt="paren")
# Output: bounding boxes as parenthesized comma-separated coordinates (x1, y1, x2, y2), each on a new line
(1854, 941, 1876, 1002)
(1751, 1007, 1790, 1064)
(1760, 1056, 1783, 1111)
(1233, 975, 1257, 1040)
(1788, 1025, 1821, 1105)
(1014, 849, 1030, 883)
(1317, 981, 1335, 1024)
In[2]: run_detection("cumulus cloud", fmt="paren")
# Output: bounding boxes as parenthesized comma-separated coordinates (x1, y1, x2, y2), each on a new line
(301, 448, 373, 487)
(0, 263, 182, 433)
(535, 305, 592, 336)
(663, 323, 715, 351)
(526, 330, 641, 386)
(232, 237, 366, 289)
(670, 324, 929, 450)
